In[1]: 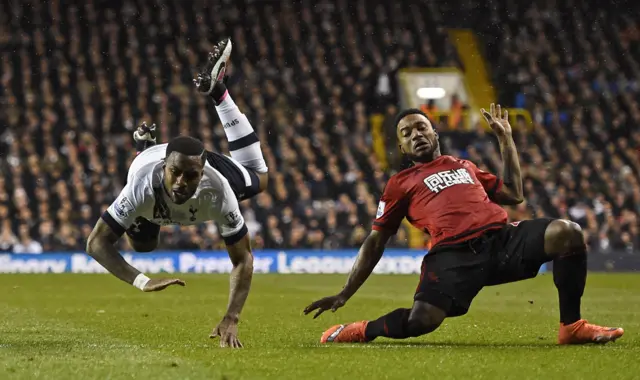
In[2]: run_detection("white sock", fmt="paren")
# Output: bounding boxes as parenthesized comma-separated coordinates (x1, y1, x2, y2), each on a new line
(215, 93, 268, 173)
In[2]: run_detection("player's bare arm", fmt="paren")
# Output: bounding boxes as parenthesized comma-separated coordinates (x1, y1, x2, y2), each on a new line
(86, 219, 185, 292)
(481, 103, 524, 205)
(209, 233, 254, 348)
(304, 229, 393, 319)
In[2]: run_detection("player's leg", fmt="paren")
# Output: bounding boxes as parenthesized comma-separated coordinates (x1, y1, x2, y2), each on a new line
(362, 300, 447, 341)
(545, 220, 624, 344)
(204, 151, 261, 202)
(319, 248, 486, 343)
(490, 219, 623, 344)
(194, 39, 269, 198)
(319, 300, 447, 344)
(124, 217, 160, 253)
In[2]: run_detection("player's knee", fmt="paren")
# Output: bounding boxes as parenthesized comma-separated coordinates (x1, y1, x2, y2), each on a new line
(407, 301, 446, 336)
(544, 219, 585, 257)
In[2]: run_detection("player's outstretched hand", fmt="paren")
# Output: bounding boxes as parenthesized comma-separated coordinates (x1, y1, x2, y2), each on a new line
(481, 103, 512, 137)
(210, 316, 243, 348)
(142, 278, 186, 292)
(303, 294, 348, 319)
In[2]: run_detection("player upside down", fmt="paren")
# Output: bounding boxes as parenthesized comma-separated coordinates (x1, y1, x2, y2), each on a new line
(87, 39, 262, 347)
(304, 106, 624, 345)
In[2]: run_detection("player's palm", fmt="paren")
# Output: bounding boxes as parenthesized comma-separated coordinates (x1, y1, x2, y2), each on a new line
(142, 278, 186, 292)
(210, 316, 243, 348)
(481, 103, 512, 136)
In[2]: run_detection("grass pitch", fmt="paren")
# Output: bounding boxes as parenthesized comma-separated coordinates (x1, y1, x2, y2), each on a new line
(0, 273, 638, 379)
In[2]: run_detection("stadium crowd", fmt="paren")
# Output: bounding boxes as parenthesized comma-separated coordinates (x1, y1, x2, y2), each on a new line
(439, 0, 640, 253)
(1, 0, 639, 255)
(0, 0, 457, 252)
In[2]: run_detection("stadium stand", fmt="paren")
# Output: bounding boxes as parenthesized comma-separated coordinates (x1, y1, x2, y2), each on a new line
(0, 0, 459, 252)
(1, 0, 639, 257)
(438, 0, 640, 255)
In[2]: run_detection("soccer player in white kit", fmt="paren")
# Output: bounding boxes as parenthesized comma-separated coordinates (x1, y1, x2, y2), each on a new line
(86, 39, 263, 348)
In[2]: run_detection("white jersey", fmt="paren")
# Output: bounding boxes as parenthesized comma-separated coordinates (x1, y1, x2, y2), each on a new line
(104, 144, 246, 242)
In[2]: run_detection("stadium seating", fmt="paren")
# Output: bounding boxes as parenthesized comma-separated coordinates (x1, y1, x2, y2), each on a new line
(437, 0, 640, 253)
(0, 0, 459, 252)
(1, 0, 638, 254)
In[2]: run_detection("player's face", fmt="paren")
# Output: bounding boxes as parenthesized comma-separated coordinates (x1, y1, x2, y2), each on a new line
(163, 152, 205, 204)
(397, 114, 439, 162)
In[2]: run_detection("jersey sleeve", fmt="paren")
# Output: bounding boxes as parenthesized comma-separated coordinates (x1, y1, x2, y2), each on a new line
(372, 176, 409, 234)
(464, 160, 503, 199)
(101, 180, 152, 237)
(213, 186, 249, 245)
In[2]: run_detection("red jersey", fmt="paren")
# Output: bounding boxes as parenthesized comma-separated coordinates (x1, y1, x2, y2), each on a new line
(372, 155, 508, 248)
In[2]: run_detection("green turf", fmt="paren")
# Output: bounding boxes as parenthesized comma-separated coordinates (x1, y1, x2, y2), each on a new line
(0, 273, 637, 379)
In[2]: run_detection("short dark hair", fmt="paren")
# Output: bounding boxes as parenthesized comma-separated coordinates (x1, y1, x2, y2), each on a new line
(166, 136, 205, 160)
(394, 108, 435, 130)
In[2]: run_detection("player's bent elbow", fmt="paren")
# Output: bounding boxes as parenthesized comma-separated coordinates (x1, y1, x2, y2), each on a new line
(85, 234, 103, 259)
(85, 239, 94, 257)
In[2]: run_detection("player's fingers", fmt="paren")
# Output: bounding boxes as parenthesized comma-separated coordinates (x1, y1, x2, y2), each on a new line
(490, 103, 495, 117)
(503, 109, 508, 121)
(480, 109, 491, 122)
(313, 308, 327, 319)
(171, 279, 186, 286)
(497, 104, 502, 119)
(221, 334, 232, 348)
(237, 339, 244, 349)
(303, 302, 319, 314)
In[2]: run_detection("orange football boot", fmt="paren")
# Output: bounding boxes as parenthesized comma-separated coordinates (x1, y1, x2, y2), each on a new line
(558, 319, 624, 344)
(320, 321, 369, 343)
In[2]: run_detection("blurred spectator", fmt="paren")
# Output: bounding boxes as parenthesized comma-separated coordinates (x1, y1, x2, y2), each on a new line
(0, 220, 18, 253)
(12, 224, 43, 254)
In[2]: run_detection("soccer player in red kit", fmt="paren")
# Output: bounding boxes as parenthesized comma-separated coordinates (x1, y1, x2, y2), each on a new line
(304, 105, 624, 345)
